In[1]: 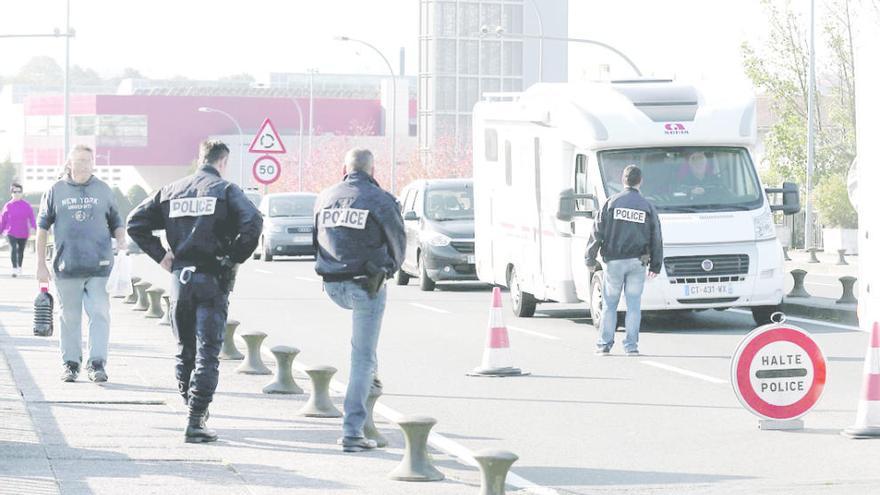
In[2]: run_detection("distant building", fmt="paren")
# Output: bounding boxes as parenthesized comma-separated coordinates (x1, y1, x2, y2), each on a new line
(10, 75, 416, 193)
(418, 0, 568, 159)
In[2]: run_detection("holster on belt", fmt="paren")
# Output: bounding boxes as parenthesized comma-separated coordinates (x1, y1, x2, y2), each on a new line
(353, 260, 388, 299)
(216, 256, 240, 293)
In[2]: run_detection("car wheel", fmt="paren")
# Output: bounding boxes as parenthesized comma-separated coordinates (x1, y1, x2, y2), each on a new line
(751, 305, 783, 326)
(590, 271, 624, 332)
(507, 266, 536, 317)
(263, 239, 274, 262)
(395, 269, 410, 286)
(418, 255, 435, 291)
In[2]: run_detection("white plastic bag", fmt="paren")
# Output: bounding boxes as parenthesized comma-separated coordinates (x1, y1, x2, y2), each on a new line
(106, 251, 133, 297)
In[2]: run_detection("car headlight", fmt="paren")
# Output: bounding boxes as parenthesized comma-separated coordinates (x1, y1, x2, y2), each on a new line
(753, 209, 776, 240)
(270, 225, 285, 234)
(422, 231, 451, 247)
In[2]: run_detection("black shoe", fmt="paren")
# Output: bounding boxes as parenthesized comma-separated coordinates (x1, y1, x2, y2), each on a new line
(185, 411, 218, 443)
(61, 361, 79, 382)
(87, 360, 108, 382)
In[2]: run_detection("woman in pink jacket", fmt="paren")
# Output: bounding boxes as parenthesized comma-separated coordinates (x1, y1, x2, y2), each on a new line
(0, 183, 37, 277)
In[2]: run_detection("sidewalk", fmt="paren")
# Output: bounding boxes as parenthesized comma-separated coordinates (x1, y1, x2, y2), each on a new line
(0, 260, 482, 494)
(782, 249, 859, 326)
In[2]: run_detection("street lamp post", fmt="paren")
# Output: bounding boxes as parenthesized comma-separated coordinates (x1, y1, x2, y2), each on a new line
(805, 0, 817, 250)
(523, 0, 545, 82)
(307, 68, 317, 170)
(289, 97, 305, 191)
(198, 107, 245, 187)
(0, 5, 75, 160)
(483, 27, 643, 78)
(335, 36, 398, 192)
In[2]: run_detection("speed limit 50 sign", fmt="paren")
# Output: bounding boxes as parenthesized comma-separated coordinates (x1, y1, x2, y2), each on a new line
(252, 155, 281, 185)
(731, 323, 826, 427)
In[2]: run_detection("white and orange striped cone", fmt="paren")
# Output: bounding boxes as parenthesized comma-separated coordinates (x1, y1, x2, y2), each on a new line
(467, 287, 529, 377)
(843, 322, 880, 439)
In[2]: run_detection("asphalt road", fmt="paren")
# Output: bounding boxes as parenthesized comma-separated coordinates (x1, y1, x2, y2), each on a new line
(130, 254, 876, 494)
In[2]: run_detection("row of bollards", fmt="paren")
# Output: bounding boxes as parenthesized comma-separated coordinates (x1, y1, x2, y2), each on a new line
(790, 246, 851, 265)
(123, 275, 519, 492)
(786, 269, 858, 304)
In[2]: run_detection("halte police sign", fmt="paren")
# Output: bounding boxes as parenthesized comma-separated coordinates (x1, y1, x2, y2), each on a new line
(731, 321, 826, 430)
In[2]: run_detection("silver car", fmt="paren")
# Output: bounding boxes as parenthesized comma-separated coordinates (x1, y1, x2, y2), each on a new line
(254, 192, 317, 261)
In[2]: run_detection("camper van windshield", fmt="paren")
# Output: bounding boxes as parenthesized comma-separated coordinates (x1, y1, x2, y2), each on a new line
(424, 186, 474, 221)
(598, 147, 763, 213)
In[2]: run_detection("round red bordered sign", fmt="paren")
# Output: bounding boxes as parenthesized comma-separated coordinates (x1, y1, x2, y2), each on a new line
(252, 155, 281, 185)
(731, 323, 826, 420)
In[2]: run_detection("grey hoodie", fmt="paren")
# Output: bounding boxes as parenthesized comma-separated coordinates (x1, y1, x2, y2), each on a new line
(38, 175, 122, 279)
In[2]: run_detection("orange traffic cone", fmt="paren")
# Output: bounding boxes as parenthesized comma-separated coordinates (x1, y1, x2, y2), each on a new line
(843, 322, 880, 439)
(467, 287, 529, 377)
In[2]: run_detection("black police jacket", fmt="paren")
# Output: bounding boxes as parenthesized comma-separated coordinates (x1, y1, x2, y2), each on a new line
(585, 187, 664, 274)
(313, 171, 405, 280)
(127, 165, 262, 272)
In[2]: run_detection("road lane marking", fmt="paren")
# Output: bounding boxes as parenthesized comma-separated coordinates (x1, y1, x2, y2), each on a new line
(295, 276, 320, 283)
(409, 302, 450, 314)
(292, 361, 559, 495)
(728, 309, 861, 331)
(255, 269, 272, 274)
(641, 361, 728, 385)
(507, 325, 560, 341)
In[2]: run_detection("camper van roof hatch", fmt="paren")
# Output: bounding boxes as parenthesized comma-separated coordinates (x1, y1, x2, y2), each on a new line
(611, 81, 698, 123)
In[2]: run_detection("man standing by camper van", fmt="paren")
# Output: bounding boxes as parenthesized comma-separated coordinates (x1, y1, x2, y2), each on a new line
(586, 165, 663, 356)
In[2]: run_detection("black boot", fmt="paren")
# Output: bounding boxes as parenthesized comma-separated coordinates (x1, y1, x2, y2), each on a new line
(181, 392, 209, 421)
(184, 410, 217, 443)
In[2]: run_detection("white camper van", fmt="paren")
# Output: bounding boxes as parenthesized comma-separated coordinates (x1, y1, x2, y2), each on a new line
(472, 80, 800, 326)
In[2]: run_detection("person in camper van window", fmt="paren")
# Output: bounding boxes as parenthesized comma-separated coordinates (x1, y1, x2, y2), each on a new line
(680, 151, 723, 196)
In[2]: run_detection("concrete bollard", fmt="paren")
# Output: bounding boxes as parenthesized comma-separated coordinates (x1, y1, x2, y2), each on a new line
(837, 276, 858, 305)
(144, 287, 165, 318)
(219, 320, 244, 360)
(235, 331, 272, 374)
(474, 449, 519, 495)
(133, 281, 152, 311)
(123, 276, 141, 304)
(262, 346, 304, 394)
(364, 388, 388, 448)
(807, 247, 820, 263)
(787, 269, 811, 298)
(298, 366, 342, 418)
(159, 294, 172, 326)
(837, 249, 849, 266)
(782, 246, 791, 262)
(388, 415, 445, 482)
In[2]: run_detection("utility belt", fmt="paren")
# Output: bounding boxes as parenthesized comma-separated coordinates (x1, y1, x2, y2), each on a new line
(322, 260, 388, 298)
(174, 256, 239, 292)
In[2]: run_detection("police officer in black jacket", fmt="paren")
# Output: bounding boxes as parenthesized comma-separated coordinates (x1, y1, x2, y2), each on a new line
(314, 148, 405, 452)
(127, 140, 262, 443)
(586, 165, 662, 357)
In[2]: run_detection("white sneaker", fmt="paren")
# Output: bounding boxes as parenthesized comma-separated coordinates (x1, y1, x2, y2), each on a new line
(15, 267, 22, 277)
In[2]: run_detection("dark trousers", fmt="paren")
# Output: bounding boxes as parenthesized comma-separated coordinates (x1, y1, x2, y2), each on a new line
(169, 271, 228, 413)
(7, 235, 26, 268)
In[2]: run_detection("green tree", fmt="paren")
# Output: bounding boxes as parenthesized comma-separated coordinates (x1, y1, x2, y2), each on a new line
(0, 159, 16, 201)
(742, 0, 857, 188)
(815, 174, 857, 228)
(70, 65, 103, 86)
(120, 67, 145, 79)
(219, 73, 255, 84)
(15, 56, 63, 85)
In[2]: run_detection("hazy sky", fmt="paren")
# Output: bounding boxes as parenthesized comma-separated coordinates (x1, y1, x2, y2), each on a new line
(0, 0, 801, 86)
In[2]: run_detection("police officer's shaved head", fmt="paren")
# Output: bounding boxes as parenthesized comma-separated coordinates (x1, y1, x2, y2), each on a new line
(199, 140, 230, 166)
(623, 165, 642, 187)
(344, 148, 374, 175)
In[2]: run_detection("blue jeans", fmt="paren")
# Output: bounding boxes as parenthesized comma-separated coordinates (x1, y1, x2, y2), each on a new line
(597, 259, 646, 352)
(324, 280, 386, 439)
(55, 276, 111, 365)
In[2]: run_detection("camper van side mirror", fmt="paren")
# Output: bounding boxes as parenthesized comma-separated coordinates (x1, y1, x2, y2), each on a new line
(767, 182, 801, 216)
(403, 211, 419, 221)
(557, 189, 599, 221)
(557, 189, 576, 222)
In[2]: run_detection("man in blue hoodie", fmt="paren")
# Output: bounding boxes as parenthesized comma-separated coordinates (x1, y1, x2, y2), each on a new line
(36, 145, 126, 383)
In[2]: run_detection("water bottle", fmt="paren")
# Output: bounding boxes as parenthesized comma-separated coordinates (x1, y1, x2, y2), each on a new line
(33, 284, 54, 337)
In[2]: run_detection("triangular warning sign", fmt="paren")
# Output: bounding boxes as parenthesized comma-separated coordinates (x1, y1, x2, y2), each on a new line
(248, 118, 287, 154)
